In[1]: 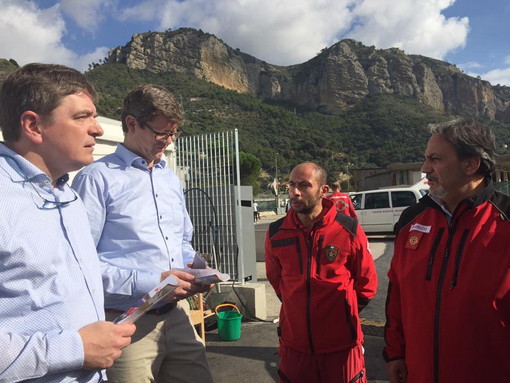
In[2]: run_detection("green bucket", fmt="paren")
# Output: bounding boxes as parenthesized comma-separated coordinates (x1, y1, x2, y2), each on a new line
(215, 304, 242, 341)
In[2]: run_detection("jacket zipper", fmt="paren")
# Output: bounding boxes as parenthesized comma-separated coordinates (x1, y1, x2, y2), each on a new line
(316, 235, 324, 275)
(426, 228, 444, 280)
(348, 369, 365, 383)
(433, 230, 454, 383)
(305, 230, 315, 353)
(450, 229, 469, 289)
(295, 239, 303, 274)
(433, 207, 468, 383)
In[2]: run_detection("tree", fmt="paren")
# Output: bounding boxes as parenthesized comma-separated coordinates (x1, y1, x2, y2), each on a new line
(239, 152, 262, 195)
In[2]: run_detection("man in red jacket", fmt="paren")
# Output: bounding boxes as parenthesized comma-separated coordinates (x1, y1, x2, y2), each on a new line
(265, 162, 377, 383)
(384, 118, 510, 383)
(328, 181, 357, 217)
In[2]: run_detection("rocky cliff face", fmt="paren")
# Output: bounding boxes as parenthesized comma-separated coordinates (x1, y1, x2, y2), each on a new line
(107, 28, 510, 122)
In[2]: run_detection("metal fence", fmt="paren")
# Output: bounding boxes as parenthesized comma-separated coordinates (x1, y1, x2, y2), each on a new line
(175, 130, 242, 280)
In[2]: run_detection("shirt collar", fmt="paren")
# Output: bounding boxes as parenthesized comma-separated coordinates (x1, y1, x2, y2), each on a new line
(0, 142, 66, 186)
(115, 143, 167, 170)
(429, 194, 453, 218)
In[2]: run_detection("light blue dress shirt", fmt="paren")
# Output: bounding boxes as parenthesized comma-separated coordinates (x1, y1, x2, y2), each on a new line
(72, 144, 195, 311)
(0, 144, 105, 383)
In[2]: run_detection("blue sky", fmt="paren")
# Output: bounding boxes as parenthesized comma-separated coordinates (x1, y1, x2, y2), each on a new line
(0, 0, 509, 86)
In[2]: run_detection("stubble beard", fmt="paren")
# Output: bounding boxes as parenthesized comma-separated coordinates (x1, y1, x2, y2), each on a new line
(428, 184, 448, 200)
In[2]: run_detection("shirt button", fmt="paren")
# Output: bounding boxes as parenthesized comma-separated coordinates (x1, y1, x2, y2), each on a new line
(172, 258, 174, 262)
(159, 215, 162, 219)
(165, 236, 168, 240)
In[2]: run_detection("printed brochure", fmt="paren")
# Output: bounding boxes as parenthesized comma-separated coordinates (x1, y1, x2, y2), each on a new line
(113, 274, 179, 324)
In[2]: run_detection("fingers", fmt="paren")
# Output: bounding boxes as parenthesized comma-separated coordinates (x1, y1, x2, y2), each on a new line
(80, 321, 135, 370)
(171, 269, 196, 282)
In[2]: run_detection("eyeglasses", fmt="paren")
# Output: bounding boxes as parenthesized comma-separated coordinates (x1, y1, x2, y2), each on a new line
(27, 180, 78, 209)
(0, 154, 78, 209)
(140, 121, 182, 142)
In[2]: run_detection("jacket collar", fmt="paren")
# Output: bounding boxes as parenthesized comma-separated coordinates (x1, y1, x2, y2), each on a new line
(421, 178, 498, 212)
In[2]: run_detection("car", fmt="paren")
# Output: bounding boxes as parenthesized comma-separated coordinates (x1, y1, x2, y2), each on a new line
(350, 181, 428, 233)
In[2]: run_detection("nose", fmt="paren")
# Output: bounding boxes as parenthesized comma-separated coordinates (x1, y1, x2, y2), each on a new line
(164, 135, 174, 144)
(91, 119, 104, 137)
(420, 160, 430, 174)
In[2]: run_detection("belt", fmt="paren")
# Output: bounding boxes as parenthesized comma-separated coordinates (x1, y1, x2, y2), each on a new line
(106, 302, 176, 316)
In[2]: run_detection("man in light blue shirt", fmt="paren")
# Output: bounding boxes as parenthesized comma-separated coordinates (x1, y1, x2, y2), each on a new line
(0, 63, 135, 382)
(73, 84, 213, 383)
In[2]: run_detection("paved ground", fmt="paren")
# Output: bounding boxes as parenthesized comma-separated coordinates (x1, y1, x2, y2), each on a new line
(205, 213, 392, 383)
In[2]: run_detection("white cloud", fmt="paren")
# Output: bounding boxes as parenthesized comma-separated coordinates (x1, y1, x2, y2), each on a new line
(348, 0, 469, 60)
(459, 61, 483, 70)
(60, 0, 116, 33)
(0, 1, 75, 65)
(119, 0, 469, 66)
(74, 46, 110, 71)
(476, 68, 510, 87)
(121, 0, 362, 65)
(0, 0, 109, 71)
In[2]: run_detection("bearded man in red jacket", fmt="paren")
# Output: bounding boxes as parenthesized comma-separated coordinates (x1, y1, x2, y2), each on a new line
(384, 118, 510, 383)
(265, 162, 377, 383)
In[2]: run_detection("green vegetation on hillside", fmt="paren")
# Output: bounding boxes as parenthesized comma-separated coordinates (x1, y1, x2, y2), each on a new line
(1, 61, 509, 195)
(86, 64, 458, 187)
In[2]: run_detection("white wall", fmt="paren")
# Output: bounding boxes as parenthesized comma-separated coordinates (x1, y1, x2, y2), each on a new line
(0, 115, 175, 181)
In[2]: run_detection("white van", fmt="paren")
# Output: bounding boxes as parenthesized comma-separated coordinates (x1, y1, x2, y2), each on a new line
(350, 181, 428, 233)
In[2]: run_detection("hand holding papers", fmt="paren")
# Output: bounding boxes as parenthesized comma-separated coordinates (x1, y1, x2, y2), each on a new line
(186, 252, 230, 285)
(113, 275, 179, 324)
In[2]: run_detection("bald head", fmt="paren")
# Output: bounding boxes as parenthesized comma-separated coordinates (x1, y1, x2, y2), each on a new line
(290, 162, 327, 186)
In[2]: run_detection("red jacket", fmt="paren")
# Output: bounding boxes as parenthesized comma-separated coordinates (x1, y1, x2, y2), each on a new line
(384, 183, 510, 382)
(327, 192, 357, 218)
(265, 199, 377, 353)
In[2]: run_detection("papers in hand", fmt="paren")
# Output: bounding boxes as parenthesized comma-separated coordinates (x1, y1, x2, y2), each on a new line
(113, 275, 178, 324)
(187, 251, 230, 285)
(187, 268, 231, 285)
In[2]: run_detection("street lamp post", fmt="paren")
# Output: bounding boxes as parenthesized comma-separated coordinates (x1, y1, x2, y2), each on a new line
(275, 152, 279, 213)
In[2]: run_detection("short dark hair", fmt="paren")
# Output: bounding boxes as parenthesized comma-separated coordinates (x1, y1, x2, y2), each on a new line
(121, 84, 184, 132)
(429, 118, 497, 178)
(0, 63, 96, 142)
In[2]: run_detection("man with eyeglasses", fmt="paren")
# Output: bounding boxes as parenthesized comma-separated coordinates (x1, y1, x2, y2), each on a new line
(0, 63, 135, 382)
(73, 84, 213, 383)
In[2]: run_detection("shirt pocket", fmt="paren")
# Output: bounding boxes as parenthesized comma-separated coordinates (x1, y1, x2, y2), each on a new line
(271, 236, 304, 275)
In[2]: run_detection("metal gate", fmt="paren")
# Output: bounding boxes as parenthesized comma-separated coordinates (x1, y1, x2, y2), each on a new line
(175, 130, 244, 281)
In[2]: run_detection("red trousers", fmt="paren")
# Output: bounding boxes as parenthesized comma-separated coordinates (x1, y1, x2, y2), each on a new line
(278, 344, 366, 383)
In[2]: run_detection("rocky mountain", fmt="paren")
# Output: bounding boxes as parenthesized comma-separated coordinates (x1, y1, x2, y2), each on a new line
(107, 27, 510, 122)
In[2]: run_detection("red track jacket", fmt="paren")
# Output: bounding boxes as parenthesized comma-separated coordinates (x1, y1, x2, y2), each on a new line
(327, 192, 358, 218)
(265, 199, 377, 354)
(384, 182, 510, 382)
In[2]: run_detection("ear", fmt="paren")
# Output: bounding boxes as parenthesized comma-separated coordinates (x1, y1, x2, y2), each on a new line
(320, 184, 330, 197)
(20, 111, 43, 144)
(125, 115, 138, 133)
(464, 156, 481, 176)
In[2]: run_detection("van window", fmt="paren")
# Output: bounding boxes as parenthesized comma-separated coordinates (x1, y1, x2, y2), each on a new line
(351, 194, 362, 210)
(365, 192, 390, 209)
(391, 191, 417, 207)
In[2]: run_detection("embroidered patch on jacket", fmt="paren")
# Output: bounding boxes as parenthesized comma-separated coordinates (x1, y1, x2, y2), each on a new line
(324, 245, 339, 262)
(409, 223, 431, 233)
(405, 232, 423, 250)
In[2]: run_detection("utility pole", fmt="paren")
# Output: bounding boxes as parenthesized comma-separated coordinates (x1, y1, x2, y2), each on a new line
(275, 152, 278, 191)
(275, 152, 279, 213)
